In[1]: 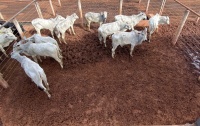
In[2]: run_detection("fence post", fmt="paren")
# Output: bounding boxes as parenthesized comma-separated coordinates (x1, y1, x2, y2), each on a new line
(0, 12, 5, 20)
(34, 1, 43, 18)
(159, 0, 166, 15)
(49, 0, 56, 16)
(78, 0, 83, 26)
(58, 0, 61, 7)
(145, 0, 150, 14)
(172, 10, 190, 45)
(119, 0, 123, 15)
(12, 18, 24, 39)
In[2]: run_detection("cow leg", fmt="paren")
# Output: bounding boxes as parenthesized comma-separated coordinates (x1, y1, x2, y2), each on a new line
(43, 80, 50, 91)
(35, 28, 41, 35)
(148, 33, 151, 42)
(130, 45, 135, 57)
(61, 32, 67, 44)
(98, 33, 102, 44)
(57, 32, 62, 43)
(102, 35, 107, 47)
(44, 89, 51, 98)
(50, 30, 54, 38)
(99, 22, 103, 26)
(35, 79, 51, 98)
(32, 56, 38, 63)
(53, 56, 63, 69)
(37, 56, 42, 62)
(156, 26, 159, 33)
(86, 20, 90, 31)
(112, 45, 118, 58)
(68, 28, 72, 35)
(131, 24, 134, 31)
(71, 26, 76, 35)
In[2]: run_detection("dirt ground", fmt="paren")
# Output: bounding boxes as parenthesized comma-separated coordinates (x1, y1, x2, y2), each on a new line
(0, 0, 200, 125)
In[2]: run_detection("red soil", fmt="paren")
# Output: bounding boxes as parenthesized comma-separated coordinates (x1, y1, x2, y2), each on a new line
(0, 0, 200, 125)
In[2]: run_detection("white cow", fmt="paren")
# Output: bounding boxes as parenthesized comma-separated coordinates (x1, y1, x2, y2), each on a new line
(0, 32, 17, 57)
(13, 41, 63, 69)
(54, 13, 79, 44)
(85, 11, 107, 30)
(11, 51, 51, 98)
(31, 14, 65, 38)
(98, 20, 132, 47)
(0, 25, 13, 34)
(115, 12, 147, 30)
(111, 28, 147, 58)
(25, 34, 61, 52)
(149, 13, 170, 42)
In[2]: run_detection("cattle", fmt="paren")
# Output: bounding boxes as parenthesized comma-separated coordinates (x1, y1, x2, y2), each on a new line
(54, 13, 79, 44)
(13, 40, 63, 69)
(111, 28, 147, 58)
(85, 11, 107, 31)
(0, 20, 25, 38)
(31, 14, 65, 38)
(24, 34, 61, 52)
(114, 12, 147, 30)
(11, 51, 51, 98)
(98, 20, 132, 47)
(148, 13, 170, 42)
(0, 32, 17, 57)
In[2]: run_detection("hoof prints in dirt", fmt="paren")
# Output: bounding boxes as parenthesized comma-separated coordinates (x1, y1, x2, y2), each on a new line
(61, 41, 106, 68)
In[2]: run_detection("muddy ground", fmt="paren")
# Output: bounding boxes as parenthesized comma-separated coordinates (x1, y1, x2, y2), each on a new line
(0, 0, 200, 125)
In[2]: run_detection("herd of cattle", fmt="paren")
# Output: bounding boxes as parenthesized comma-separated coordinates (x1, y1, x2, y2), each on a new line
(0, 11, 170, 98)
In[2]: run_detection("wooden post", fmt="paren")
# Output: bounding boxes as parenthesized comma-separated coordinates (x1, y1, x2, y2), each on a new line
(172, 10, 190, 45)
(119, 0, 123, 15)
(159, 0, 166, 15)
(12, 18, 24, 39)
(58, 0, 61, 7)
(78, 0, 83, 26)
(0, 12, 4, 20)
(49, 0, 56, 16)
(34, 1, 43, 18)
(145, 0, 150, 14)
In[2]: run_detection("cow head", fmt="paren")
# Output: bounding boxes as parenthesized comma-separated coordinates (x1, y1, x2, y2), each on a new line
(101, 11, 108, 23)
(138, 11, 147, 20)
(5, 32, 17, 41)
(72, 13, 79, 20)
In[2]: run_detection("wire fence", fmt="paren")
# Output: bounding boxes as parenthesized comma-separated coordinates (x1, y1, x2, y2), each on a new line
(0, 0, 199, 85)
